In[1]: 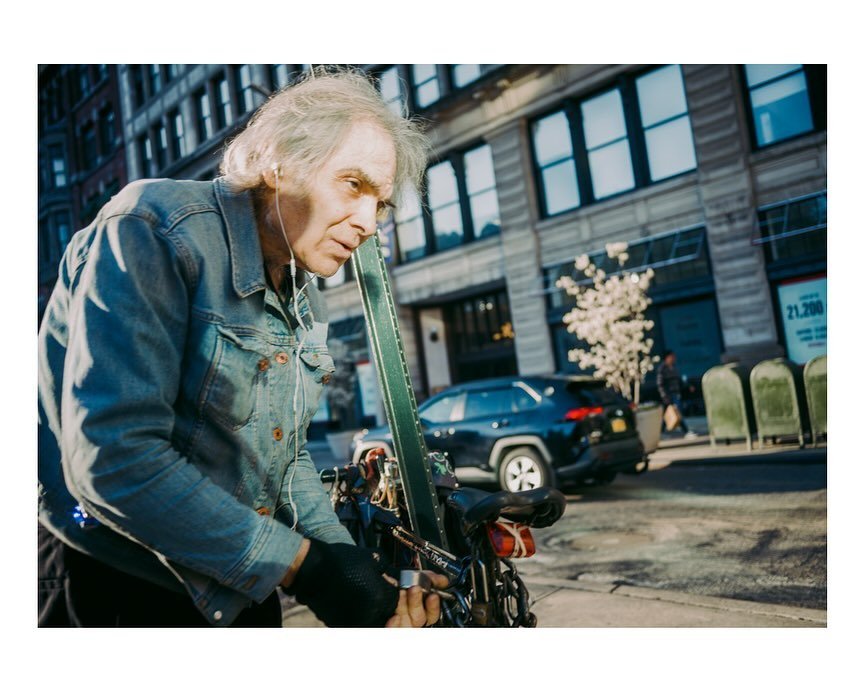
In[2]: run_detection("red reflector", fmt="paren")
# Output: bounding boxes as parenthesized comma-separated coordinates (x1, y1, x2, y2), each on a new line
(486, 519, 536, 558)
(564, 406, 604, 421)
(629, 402, 637, 411)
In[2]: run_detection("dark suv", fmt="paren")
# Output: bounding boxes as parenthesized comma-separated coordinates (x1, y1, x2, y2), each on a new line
(350, 375, 646, 491)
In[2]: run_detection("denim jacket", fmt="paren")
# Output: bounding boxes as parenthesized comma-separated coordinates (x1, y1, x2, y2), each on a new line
(38, 177, 353, 625)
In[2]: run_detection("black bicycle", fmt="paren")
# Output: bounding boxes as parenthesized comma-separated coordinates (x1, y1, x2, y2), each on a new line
(320, 447, 566, 627)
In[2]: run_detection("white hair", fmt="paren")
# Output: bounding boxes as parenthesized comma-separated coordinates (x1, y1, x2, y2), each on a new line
(220, 66, 429, 201)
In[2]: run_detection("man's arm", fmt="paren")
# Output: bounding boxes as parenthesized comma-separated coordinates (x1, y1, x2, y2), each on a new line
(60, 213, 304, 620)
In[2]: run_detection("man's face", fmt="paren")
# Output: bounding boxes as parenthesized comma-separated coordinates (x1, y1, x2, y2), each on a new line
(272, 120, 397, 278)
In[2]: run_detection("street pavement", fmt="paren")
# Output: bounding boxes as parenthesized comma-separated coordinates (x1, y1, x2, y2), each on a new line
(294, 418, 826, 627)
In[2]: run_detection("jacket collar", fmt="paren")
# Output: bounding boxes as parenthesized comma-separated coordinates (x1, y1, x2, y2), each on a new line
(213, 177, 267, 298)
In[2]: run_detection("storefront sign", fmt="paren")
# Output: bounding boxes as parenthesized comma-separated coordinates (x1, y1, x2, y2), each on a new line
(777, 275, 827, 364)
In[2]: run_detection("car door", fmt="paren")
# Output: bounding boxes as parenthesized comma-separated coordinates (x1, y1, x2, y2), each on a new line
(448, 386, 514, 469)
(417, 390, 466, 463)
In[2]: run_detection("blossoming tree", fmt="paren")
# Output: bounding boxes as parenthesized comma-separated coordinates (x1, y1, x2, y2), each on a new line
(556, 242, 658, 406)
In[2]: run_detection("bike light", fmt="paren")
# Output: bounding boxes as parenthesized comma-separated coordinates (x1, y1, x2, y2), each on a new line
(564, 406, 604, 422)
(486, 519, 536, 558)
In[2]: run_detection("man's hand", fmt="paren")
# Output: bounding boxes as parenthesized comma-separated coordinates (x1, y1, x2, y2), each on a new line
(384, 571, 449, 628)
(283, 539, 399, 627)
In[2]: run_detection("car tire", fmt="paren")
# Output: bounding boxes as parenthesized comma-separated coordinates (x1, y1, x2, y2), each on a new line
(497, 446, 553, 492)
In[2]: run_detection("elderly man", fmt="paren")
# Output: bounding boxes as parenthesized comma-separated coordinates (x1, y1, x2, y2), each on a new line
(38, 68, 446, 627)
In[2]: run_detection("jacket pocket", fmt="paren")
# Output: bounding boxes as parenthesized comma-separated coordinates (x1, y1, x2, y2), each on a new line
(298, 349, 335, 384)
(201, 326, 269, 431)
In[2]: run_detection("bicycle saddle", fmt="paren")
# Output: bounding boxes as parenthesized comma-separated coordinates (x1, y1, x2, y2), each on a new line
(446, 486, 567, 535)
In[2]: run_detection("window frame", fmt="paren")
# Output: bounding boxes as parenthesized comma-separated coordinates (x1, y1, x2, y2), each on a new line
(740, 64, 827, 151)
(138, 133, 154, 178)
(395, 141, 501, 264)
(234, 64, 256, 116)
(530, 65, 697, 220)
(195, 87, 214, 144)
(48, 144, 67, 188)
(169, 108, 187, 160)
(213, 73, 233, 131)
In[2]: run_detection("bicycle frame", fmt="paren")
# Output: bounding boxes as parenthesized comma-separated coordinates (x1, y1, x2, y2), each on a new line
(320, 451, 551, 627)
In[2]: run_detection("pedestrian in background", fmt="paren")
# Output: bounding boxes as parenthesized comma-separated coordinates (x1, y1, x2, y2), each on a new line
(37, 67, 446, 627)
(657, 350, 697, 438)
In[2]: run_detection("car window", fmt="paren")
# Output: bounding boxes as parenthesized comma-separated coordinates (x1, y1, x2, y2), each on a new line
(464, 388, 511, 420)
(513, 386, 539, 412)
(567, 381, 624, 406)
(420, 393, 465, 424)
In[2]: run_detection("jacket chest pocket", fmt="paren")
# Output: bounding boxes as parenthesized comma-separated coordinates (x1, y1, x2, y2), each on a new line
(201, 327, 271, 431)
(297, 349, 336, 424)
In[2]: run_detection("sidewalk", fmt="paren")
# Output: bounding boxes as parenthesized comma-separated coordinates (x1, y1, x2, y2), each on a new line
(282, 574, 826, 628)
(290, 423, 826, 627)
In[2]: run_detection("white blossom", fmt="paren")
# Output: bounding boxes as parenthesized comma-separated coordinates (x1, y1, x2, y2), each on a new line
(560, 241, 659, 405)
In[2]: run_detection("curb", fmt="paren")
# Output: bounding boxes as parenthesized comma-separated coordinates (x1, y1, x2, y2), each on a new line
(521, 576, 827, 625)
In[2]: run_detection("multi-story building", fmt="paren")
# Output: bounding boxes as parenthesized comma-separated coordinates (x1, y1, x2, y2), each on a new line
(106, 64, 827, 428)
(38, 64, 127, 321)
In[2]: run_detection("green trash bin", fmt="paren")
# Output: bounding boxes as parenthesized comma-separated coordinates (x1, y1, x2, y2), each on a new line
(749, 358, 809, 448)
(803, 355, 827, 446)
(702, 364, 756, 450)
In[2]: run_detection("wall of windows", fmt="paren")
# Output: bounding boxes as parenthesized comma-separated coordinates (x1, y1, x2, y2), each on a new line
(531, 65, 697, 218)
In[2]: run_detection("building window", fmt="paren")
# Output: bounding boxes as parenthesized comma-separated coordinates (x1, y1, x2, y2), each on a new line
(395, 143, 502, 262)
(170, 109, 187, 160)
(450, 64, 501, 88)
(270, 64, 293, 90)
(756, 191, 827, 265)
(77, 65, 91, 102)
(744, 64, 821, 148)
(81, 123, 97, 171)
(148, 64, 162, 97)
(235, 64, 255, 115)
(47, 79, 64, 124)
(49, 145, 67, 188)
(138, 134, 154, 178)
(427, 160, 464, 252)
(394, 188, 427, 262)
(412, 64, 440, 108)
(215, 75, 232, 130)
(130, 65, 146, 108)
(444, 290, 517, 383)
(531, 65, 697, 217)
(154, 123, 168, 171)
(166, 64, 183, 81)
(196, 89, 214, 143)
(99, 106, 115, 156)
(463, 144, 500, 239)
(53, 211, 71, 257)
(532, 111, 580, 215)
(97, 64, 109, 83)
(378, 66, 406, 116)
(635, 64, 697, 182)
(582, 89, 635, 199)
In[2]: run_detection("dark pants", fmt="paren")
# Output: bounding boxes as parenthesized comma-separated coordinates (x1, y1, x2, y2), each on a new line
(38, 524, 282, 627)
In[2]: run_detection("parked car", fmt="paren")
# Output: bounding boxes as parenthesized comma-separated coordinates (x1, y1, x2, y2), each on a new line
(350, 375, 646, 491)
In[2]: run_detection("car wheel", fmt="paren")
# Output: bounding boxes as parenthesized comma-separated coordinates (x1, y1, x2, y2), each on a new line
(498, 447, 552, 492)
